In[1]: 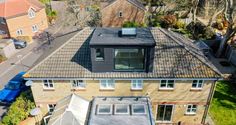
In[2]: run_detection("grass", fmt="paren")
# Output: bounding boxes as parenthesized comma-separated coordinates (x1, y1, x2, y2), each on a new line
(209, 81, 236, 125)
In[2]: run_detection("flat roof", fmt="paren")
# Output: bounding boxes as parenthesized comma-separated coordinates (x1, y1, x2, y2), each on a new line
(89, 28, 156, 46)
(88, 96, 155, 125)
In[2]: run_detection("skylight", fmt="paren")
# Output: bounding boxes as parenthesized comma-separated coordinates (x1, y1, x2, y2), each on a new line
(97, 104, 112, 115)
(115, 104, 129, 115)
(132, 104, 146, 115)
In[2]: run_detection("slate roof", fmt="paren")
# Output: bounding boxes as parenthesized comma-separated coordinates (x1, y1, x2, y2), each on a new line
(101, 0, 146, 11)
(88, 96, 155, 125)
(25, 27, 221, 79)
(90, 28, 155, 46)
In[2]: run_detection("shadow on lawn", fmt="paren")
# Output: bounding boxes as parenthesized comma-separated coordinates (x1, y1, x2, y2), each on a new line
(213, 91, 236, 109)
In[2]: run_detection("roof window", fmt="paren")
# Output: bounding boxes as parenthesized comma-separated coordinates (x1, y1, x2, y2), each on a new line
(97, 104, 112, 115)
(132, 104, 146, 115)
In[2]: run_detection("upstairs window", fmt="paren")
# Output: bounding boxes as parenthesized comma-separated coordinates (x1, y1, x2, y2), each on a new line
(71, 80, 86, 89)
(16, 29, 23, 35)
(95, 48, 104, 61)
(186, 104, 197, 115)
(43, 80, 54, 89)
(131, 80, 143, 90)
(100, 79, 115, 90)
(119, 11, 123, 17)
(192, 80, 203, 89)
(115, 49, 145, 71)
(160, 80, 174, 89)
(28, 9, 35, 18)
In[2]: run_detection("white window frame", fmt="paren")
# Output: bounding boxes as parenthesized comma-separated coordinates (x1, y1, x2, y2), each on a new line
(28, 9, 35, 18)
(191, 80, 204, 89)
(47, 104, 56, 114)
(97, 104, 112, 115)
(131, 80, 143, 90)
(71, 80, 86, 89)
(159, 80, 175, 90)
(42, 80, 54, 90)
(185, 104, 197, 115)
(132, 104, 146, 115)
(32, 25, 38, 32)
(100, 79, 115, 90)
(114, 104, 130, 115)
(119, 11, 123, 17)
(16, 29, 23, 35)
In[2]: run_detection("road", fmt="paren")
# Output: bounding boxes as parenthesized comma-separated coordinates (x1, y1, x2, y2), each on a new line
(0, 30, 78, 120)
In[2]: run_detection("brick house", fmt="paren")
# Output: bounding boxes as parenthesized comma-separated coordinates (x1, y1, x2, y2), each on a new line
(0, 0, 48, 38)
(24, 27, 222, 125)
(101, 0, 146, 27)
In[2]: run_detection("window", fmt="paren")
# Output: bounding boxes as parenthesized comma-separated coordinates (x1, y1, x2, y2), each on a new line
(95, 48, 104, 61)
(115, 49, 145, 71)
(119, 11, 123, 17)
(71, 80, 86, 89)
(186, 104, 197, 115)
(28, 9, 35, 18)
(97, 104, 112, 115)
(48, 104, 56, 114)
(32, 25, 38, 32)
(156, 105, 173, 122)
(115, 104, 129, 115)
(131, 80, 143, 90)
(100, 80, 115, 89)
(0, 17, 5, 24)
(192, 80, 203, 89)
(16, 29, 23, 35)
(160, 80, 174, 89)
(132, 104, 146, 114)
(43, 80, 54, 89)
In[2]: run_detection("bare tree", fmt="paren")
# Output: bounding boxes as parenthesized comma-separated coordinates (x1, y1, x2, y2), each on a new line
(216, 0, 236, 57)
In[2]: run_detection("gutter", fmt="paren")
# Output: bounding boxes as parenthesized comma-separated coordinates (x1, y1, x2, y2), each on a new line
(201, 79, 220, 124)
(147, 97, 155, 125)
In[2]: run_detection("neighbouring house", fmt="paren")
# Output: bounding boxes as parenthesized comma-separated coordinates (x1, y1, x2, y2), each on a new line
(100, 0, 146, 27)
(24, 27, 222, 125)
(0, 39, 16, 58)
(47, 94, 155, 125)
(0, 0, 48, 38)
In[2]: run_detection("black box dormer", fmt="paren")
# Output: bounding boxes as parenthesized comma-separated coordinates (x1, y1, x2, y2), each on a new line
(90, 28, 156, 73)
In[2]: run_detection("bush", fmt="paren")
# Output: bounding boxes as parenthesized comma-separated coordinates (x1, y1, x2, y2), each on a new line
(173, 21, 186, 29)
(160, 15, 177, 28)
(1, 90, 35, 125)
(0, 55, 6, 63)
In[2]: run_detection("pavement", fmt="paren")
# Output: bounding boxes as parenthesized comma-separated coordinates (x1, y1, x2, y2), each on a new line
(0, 30, 78, 121)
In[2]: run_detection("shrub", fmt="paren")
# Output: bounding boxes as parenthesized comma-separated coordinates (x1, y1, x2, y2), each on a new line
(1, 90, 35, 125)
(203, 26, 215, 40)
(160, 15, 177, 28)
(173, 21, 186, 29)
(0, 54, 6, 63)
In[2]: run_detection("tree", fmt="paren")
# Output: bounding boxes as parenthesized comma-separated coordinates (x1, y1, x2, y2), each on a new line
(216, 0, 236, 57)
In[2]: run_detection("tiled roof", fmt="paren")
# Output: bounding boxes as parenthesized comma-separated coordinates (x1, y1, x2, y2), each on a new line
(0, 0, 44, 18)
(25, 27, 221, 79)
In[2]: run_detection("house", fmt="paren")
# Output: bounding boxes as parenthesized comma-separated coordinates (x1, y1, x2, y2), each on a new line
(101, 0, 146, 27)
(24, 27, 222, 125)
(47, 94, 155, 125)
(0, 39, 16, 58)
(0, 0, 48, 38)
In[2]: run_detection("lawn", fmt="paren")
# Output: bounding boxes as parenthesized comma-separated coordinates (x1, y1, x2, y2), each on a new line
(209, 81, 236, 125)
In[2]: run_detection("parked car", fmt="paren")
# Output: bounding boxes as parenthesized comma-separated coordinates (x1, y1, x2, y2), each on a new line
(0, 72, 28, 103)
(12, 39, 27, 49)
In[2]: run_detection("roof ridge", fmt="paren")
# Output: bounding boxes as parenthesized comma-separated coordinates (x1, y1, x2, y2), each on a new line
(158, 28, 222, 77)
(102, 0, 146, 11)
(25, 27, 94, 77)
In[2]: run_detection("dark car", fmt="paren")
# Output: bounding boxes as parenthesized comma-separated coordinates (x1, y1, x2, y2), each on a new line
(0, 72, 28, 103)
(12, 39, 27, 49)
